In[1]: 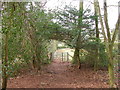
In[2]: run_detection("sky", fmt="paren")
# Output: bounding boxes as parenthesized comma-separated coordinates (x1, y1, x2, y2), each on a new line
(45, 0, 120, 30)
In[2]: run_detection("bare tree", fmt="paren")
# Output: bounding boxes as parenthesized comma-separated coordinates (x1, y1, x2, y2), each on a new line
(95, 0, 120, 87)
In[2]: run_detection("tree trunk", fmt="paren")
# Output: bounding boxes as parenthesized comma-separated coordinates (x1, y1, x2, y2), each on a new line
(35, 50, 42, 70)
(94, 0, 99, 71)
(32, 54, 36, 69)
(118, 1, 120, 88)
(2, 33, 8, 89)
(108, 45, 115, 87)
(103, 0, 115, 87)
(108, 59, 114, 87)
(95, 0, 119, 87)
(28, 29, 42, 70)
(73, 0, 83, 69)
(73, 47, 81, 68)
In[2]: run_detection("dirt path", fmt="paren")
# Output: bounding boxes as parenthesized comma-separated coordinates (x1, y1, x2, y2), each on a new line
(7, 60, 109, 88)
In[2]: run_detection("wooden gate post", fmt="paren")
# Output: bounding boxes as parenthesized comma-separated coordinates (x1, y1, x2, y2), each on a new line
(67, 52, 69, 61)
(62, 52, 63, 61)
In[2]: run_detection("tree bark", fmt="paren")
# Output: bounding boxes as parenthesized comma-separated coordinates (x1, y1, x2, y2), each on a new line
(27, 22, 42, 70)
(118, 1, 120, 88)
(94, 0, 99, 71)
(104, 0, 111, 42)
(108, 45, 114, 87)
(73, 0, 83, 69)
(2, 33, 8, 89)
(103, 0, 115, 87)
(96, 0, 119, 87)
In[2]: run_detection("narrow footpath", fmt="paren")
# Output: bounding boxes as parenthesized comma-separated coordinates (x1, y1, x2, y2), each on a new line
(7, 60, 109, 88)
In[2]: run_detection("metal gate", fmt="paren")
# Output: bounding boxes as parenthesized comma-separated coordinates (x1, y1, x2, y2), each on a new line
(50, 51, 73, 62)
(53, 52, 69, 61)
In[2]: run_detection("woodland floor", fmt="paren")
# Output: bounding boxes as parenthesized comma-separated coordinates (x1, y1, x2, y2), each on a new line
(7, 59, 110, 88)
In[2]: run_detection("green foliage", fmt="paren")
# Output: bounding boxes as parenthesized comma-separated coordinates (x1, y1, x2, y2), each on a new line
(53, 5, 96, 48)
(1, 2, 112, 80)
(83, 40, 108, 68)
(2, 2, 28, 77)
(2, 2, 54, 77)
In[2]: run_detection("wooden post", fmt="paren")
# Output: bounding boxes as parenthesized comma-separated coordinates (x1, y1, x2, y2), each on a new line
(52, 52, 54, 61)
(50, 52, 52, 60)
(62, 52, 63, 61)
(67, 52, 69, 61)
